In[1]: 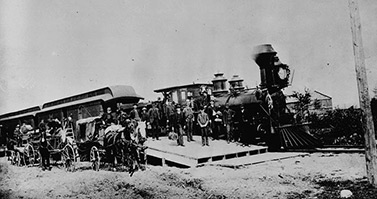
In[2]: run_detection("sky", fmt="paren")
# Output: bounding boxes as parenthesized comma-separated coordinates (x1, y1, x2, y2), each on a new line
(1, 0, 377, 114)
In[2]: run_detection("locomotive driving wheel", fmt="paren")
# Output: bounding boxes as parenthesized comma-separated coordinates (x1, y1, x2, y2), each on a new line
(90, 146, 100, 171)
(62, 144, 75, 172)
(23, 144, 35, 167)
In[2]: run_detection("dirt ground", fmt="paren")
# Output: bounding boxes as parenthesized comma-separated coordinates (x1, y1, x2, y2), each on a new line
(0, 153, 369, 199)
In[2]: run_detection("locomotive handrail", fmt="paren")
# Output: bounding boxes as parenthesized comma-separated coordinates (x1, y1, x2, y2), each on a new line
(258, 104, 279, 126)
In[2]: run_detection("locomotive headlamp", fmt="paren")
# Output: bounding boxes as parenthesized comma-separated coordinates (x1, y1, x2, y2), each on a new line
(277, 67, 290, 80)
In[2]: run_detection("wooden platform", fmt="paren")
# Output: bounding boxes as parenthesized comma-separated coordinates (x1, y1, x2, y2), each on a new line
(202, 152, 308, 169)
(145, 136, 268, 167)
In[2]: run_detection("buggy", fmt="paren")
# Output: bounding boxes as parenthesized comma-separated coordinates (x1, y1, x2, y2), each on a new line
(7, 126, 76, 171)
(75, 117, 147, 175)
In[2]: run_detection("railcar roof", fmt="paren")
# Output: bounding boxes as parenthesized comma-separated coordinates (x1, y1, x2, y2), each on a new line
(43, 85, 143, 109)
(0, 106, 41, 122)
(0, 110, 40, 122)
(154, 82, 212, 93)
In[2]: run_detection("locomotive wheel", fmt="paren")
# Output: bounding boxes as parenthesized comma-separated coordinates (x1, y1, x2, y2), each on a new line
(62, 144, 75, 172)
(90, 146, 100, 171)
(23, 144, 35, 167)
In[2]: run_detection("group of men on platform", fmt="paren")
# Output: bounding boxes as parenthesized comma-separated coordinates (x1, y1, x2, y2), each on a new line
(109, 97, 259, 148)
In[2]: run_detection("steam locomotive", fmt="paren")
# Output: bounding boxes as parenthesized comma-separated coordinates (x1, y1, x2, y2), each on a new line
(206, 44, 320, 151)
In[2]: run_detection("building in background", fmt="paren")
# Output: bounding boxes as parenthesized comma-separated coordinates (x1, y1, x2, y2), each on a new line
(286, 90, 333, 115)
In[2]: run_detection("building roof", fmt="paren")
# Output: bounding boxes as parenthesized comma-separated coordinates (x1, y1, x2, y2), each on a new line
(312, 90, 332, 100)
(154, 82, 212, 93)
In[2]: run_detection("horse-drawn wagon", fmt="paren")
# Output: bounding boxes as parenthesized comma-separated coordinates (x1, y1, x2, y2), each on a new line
(7, 124, 76, 171)
(74, 117, 147, 175)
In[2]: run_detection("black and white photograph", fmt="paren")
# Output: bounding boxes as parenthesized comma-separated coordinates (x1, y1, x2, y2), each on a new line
(0, 0, 377, 198)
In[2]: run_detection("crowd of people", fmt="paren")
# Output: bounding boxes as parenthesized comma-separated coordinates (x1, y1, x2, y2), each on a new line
(111, 97, 261, 148)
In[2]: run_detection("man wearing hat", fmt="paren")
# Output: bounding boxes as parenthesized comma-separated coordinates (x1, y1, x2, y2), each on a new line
(130, 104, 141, 122)
(140, 106, 149, 137)
(183, 100, 195, 142)
(148, 102, 160, 140)
(173, 105, 185, 146)
(14, 125, 22, 147)
(197, 106, 210, 146)
(206, 99, 216, 140)
(223, 103, 235, 144)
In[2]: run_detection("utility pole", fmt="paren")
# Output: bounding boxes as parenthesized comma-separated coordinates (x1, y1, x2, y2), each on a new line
(348, 0, 377, 186)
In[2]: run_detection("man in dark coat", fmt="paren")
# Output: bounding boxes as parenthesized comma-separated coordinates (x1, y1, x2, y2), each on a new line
(102, 107, 117, 126)
(148, 102, 160, 140)
(239, 105, 252, 146)
(205, 100, 216, 139)
(223, 103, 235, 144)
(173, 106, 185, 146)
(129, 104, 141, 122)
(40, 129, 51, 171)
(164, 101, 175, 132)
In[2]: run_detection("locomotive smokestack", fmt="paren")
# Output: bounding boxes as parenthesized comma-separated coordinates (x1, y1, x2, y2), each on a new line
(253, 44, 277, 90)
(253, 44, 290, 93)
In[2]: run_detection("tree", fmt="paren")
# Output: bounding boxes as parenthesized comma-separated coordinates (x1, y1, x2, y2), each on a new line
(290, 88, 311, 123)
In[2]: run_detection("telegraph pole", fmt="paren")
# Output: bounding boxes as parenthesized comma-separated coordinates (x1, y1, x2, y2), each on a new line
(348, 0, 377, 186)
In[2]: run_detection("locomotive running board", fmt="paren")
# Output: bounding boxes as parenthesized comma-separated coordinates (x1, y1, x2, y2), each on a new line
(277, 123, 323, 149)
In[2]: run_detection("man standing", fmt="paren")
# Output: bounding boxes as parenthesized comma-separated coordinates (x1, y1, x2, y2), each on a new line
(197, 107, 210, 146)
(206, 100, 216, 140)
(148, 102, 160, 140)
(40, 128, 51, 171)
(164, 101, 175, 133)
(14, 125, 21, 147)
(223, 103, 235, 144)
(130, 104, 141, 122)
(174, 106, 185, 146)
(239, 105, 251, 146)
(183, 100, 195, 142)
(213, 110, 223, 140)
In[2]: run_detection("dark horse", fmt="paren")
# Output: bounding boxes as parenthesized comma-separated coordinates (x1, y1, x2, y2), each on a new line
(104, 120, 147, 176)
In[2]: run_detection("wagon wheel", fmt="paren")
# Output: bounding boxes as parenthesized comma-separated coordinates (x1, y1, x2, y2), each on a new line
(62, 144, 75, 172)
(90, 146, 100, 171)
(10, 151, 16, 165)
(37, 150, 42, 168)
(16, 151, 22, 166)
(23, 144, 35, 167)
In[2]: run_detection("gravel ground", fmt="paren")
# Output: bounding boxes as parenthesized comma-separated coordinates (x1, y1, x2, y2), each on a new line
(0, 153, 369, 199)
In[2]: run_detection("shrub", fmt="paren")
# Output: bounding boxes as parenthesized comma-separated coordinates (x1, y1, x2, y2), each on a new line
(309, 107, 364, 146)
